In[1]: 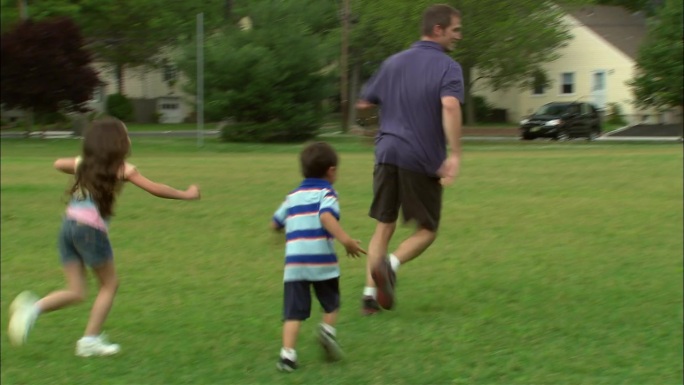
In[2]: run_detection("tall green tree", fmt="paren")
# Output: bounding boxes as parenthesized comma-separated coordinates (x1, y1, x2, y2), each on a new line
(351, 1, 584, 123)
(628, 0, 683, 111)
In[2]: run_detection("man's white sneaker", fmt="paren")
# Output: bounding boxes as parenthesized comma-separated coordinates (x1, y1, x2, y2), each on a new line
(75, 334, 121, 357)
(8, 291, 39, 346)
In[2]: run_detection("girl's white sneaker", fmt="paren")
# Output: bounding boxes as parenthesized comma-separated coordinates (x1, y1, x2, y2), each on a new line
(76, 334, 121, 357)
(8, 291, 38, 346)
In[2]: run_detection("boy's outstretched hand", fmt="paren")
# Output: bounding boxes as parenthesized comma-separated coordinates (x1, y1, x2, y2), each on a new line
(320, 212, 367, 258)
(341, 238, 367, 258)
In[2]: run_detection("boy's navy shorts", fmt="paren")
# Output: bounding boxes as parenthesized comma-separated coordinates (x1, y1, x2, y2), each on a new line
(283, 278, 340, 321)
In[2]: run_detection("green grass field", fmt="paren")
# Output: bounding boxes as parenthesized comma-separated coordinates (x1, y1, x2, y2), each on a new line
(1, 138, 682, 385)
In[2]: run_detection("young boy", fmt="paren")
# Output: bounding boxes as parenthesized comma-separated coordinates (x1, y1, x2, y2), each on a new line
(271, 141, 366, 372)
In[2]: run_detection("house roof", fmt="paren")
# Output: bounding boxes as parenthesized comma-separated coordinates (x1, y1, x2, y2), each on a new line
(568, 5, 647, 60)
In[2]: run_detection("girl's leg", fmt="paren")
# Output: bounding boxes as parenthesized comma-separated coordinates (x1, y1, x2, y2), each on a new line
(8, 262, 87, 346)
(36, 261, 88, 312)
(75, 260, 120, 357)
(84, 260, 118, 336)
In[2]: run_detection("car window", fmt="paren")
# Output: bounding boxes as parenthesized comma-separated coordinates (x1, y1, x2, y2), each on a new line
(581, 103, 590, 114)
(537, 104, 566, 115)
(566, 104, 580, 115)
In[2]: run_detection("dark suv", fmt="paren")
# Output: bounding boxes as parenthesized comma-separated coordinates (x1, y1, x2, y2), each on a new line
(520, 102, 602, 141)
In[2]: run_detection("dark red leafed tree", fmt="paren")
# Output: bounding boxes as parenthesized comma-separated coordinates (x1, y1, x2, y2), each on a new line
(1, 17, 100, 117)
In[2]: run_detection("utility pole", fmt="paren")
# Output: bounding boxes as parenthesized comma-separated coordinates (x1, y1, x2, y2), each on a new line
(224, 0, 233, 21)
(18, 0, 28, 20)
(340, 0, 350, 132)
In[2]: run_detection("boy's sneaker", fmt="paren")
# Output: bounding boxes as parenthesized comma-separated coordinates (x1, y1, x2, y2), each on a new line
(318, 325, 343, 361)
(276, 357, 297, 372)
(361, 296, 381, 316)
(371, 256, 397, 310)
(8, 291, 39, 346)
(75, 334, 121, 357)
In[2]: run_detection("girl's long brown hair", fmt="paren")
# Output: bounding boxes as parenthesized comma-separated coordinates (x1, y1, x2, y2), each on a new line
(69, 118, 130, 218)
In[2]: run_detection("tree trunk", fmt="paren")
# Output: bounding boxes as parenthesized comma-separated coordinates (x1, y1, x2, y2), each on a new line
(463, 65, 476, 125)
(224, 0, 233, 21)
(339, 0, 350, 132)
(23, 108, 33, 138)
(72, 112, 88, 137)
(115, 63, 125, 95)
(348, 62, 361, 129)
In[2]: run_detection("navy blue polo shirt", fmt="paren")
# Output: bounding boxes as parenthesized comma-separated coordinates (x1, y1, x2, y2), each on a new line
(361, 41, 464, 176)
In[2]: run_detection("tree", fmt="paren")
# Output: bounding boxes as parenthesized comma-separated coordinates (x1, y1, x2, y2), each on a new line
(176, 0, 337, 142)
(350, 1, 584, 123)
(1, 17, 100, 130)
(0, 0, 227, 95)
(628, 0, 683, 111)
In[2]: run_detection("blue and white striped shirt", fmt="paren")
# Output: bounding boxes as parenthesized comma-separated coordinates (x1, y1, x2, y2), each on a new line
(273, 178, 340, 282)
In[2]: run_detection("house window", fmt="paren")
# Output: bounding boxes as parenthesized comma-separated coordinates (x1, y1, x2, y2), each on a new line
(592, 72, 605, 91)
(533, 84, 545, 95)
(163, 63, 177, 84)
(561, 72, 574, 94)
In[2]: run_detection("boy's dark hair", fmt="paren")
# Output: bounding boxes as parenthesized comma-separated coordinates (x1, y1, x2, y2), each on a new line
(300, 141, 338, 178)
(421, 4, 461, 36)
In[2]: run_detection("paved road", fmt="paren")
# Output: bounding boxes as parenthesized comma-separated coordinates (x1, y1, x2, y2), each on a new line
(2, 128, 681, 142)
(0, 130, 220, 139)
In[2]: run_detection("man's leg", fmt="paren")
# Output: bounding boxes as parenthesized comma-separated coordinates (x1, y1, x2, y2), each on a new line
(371, 168, 442, 310)
(365, 221, 396, 288)
(389, 167, 442, 273)
(363, 164, 400, 314)
(391, 227, 437, 268)
(361, 221, 395, 314)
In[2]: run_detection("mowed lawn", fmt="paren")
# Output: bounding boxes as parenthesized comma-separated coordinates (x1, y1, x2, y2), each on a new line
(1, 138, 682, 385)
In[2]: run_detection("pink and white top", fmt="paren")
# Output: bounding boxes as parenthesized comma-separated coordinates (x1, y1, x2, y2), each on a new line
(65, 156, 136, 232)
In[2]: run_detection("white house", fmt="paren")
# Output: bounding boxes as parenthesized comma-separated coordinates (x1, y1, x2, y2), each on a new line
(472, 5, 679, 125)
(87, 60, 192, 124)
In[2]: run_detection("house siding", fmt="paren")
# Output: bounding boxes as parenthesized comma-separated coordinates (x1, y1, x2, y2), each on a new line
(472, 13, 652, 124)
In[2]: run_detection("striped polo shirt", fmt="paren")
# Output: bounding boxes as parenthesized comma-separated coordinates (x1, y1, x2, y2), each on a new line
(273, 178, 340, 282)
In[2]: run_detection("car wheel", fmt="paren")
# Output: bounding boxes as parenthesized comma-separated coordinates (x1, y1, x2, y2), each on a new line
(521, 133, 534, 140)
(554, 131, 570, 141)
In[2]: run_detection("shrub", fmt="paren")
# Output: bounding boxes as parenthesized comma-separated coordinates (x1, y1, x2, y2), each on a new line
(34, 111, 69, 127)
(606, 102, 627, 126)
(105, 93, 134, 121)
(472, 95, 494, 123)
(221, 119, 319, 143)
(176, 1, 335, 143)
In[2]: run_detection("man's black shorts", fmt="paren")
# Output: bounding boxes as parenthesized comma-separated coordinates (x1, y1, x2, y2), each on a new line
(283, 278, 340, 321)
(369, 163, 443, 231)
